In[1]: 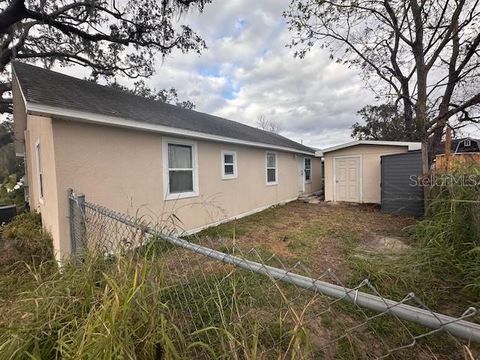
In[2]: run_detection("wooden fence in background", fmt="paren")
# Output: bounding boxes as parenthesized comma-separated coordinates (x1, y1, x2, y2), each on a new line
(435, 153, 480, 172)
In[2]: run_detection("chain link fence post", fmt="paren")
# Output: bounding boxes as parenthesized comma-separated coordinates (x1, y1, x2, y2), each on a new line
(68, 189, 86, 259)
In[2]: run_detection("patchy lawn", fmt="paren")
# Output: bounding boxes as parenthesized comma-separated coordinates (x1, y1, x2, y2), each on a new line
(193, 201, 479, 311)
(190, 200, 479, 359)
(193, 200, 415, 281)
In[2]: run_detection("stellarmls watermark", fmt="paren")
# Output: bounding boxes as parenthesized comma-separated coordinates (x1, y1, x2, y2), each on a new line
(410, 174, 480, 187)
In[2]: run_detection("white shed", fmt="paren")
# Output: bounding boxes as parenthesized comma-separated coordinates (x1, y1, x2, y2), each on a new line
(320, 141, 421, 204)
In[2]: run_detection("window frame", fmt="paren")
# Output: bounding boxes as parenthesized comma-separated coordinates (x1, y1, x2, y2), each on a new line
(35, 139, 44, 203)
(265, 151, 278, 186)
(304, 158, 312, 183)
(221, 150, 238, 180)
(162, 137, 199, 200)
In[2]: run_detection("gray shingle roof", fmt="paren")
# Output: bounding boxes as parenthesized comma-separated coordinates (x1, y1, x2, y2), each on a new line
(13, 62, 314, 154)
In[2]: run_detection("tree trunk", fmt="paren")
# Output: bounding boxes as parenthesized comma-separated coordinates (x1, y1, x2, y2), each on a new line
(410, 0, 429, 152)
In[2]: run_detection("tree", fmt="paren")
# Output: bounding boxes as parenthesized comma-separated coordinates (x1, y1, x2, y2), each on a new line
(256, 114, 283, 134)
(352, 104, 409, 141)
(0, 0, 209, 114)
(109, 80, 196, 110)
(284, 0, 480, 154)
(0, 120, 22, 181)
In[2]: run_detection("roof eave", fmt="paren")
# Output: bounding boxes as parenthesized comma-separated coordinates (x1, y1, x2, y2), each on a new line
(321, 140, 422, 154)
(26, 102, 316, 156)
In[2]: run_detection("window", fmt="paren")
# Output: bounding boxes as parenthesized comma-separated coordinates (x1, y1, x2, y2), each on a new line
(222, 151, 237, 179)
(304, 158, 312, 182)
(163, 138, 198, 200)
(266, 152, 278, 185)
(35, 141, 44, 201)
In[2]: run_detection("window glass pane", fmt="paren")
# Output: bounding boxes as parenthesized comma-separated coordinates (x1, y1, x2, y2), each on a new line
(305, 158, 311, 169)
(39, 174, 44, 197)
(224, 164, 234, 175)
(305, 169, 311, 181)
(168, 144, 192, 169)
(267, 153, 276, 168)
(267, 168, 276, 182)
(169, 170, 193, 193)
(36, 144, 42, 170)
(36, 144, 43, 198)
(224, 154, 234, 164)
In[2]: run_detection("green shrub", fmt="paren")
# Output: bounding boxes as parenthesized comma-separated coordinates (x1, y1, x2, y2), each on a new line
(0, 212, 53, 267)
(0, 173, 25, 209)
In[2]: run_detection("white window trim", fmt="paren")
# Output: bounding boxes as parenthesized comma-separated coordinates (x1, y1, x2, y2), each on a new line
(35, 139, 44, 204)
(221, 150, 238, 180)
(304, 158, 312, 184)
(265, 151, 278, 186)
(162, 137, 199, 201)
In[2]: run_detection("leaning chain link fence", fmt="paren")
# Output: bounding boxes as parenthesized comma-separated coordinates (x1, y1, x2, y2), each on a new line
(68, 191, 480, 359)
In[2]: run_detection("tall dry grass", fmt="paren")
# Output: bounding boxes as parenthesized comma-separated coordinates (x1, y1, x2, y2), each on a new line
(0, 242, 313, 359)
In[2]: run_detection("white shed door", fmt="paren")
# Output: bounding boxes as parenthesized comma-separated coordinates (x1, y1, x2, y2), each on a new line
(334, 157, 360, 202)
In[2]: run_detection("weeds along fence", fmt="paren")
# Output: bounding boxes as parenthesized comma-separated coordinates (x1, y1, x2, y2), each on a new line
(67, 191, 480, 359)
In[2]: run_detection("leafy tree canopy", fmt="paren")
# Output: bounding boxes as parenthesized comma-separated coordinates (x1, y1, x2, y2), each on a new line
(351, 104, 409, 141)
(0, 0, 209, 113)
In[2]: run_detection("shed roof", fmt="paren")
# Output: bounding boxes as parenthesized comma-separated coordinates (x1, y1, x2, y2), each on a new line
(13, 62, 315, 155)
(319, 140, 421, 156)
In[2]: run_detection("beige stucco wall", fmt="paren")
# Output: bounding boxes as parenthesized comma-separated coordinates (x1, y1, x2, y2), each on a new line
(304, 157, 323, 195)
(24, 115, 62, 251)
(324, 145, 408, 204)
(42, 118, 322, 256)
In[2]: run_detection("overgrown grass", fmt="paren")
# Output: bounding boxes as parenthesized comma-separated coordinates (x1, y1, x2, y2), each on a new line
(348, 165, 480, 313)
(2, 195, 478, 358)
(0, 244, 315, 359)
(0, 212, 53, 272)
(411, 165, 480, 299)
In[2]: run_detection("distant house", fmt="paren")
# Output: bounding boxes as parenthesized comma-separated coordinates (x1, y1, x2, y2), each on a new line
(319, 140, 421, 204)
(434, 137, 480, 171)
(12, 62, 322, 258)
(435, 137, 480, 154)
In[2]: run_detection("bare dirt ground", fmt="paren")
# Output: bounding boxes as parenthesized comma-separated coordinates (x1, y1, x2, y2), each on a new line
(191, 201, 477, 359)
(194, 200, 416, 280)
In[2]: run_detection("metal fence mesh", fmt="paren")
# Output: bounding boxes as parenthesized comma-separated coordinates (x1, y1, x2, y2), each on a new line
(68, 192, 480, 359)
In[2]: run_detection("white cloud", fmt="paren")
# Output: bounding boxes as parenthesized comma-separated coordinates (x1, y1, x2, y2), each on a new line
(150, 0, 373, 149)
(42, 0, 374, 149)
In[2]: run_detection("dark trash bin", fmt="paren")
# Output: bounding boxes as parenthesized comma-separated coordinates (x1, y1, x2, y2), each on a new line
(0, 204, 17, 224)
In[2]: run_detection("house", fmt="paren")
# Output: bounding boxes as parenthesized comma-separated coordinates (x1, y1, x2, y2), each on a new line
(434, 137, 480, 171)
(434, 137, 480, 155)
(320, 140, 421, 203)
(12, 62, 322, 258)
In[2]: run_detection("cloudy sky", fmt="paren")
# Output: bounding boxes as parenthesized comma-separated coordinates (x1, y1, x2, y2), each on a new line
(143, 0, 374, 149)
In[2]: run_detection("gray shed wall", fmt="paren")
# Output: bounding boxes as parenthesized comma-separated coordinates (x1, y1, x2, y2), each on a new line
(381, 151, 424, 216)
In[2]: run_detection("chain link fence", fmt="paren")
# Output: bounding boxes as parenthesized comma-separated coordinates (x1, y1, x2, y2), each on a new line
(68, 190, 480, 359)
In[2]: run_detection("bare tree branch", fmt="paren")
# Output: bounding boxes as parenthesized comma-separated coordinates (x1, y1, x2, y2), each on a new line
(285, 0, 480, 150)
